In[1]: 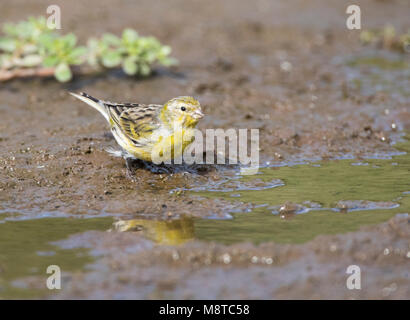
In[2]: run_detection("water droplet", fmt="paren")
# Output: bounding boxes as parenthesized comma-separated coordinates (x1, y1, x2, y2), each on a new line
(222, 253, 231, 264)
(172, 251, 180, 261)
(280, 61, 292, 72)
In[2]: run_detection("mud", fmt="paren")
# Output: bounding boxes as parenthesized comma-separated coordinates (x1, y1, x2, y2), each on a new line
(23, 214, 410, 299)
(0, 0, 409, 299)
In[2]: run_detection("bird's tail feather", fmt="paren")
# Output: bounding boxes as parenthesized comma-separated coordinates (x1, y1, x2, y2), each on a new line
(69, 92, 109, 122)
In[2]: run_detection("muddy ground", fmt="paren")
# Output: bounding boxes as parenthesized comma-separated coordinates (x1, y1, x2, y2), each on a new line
(0, 0, 409, 299)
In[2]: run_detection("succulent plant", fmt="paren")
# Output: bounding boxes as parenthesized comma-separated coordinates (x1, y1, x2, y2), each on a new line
(399, 31, 410, 53)
(360, 25, 410, 53)
(359, 30, 377, 45)
(39, 33, 87, 82)
(2, 16, 52, 42)
(0, 17, 56, 61)
(0, 16, 176, 82)
(87, 28, 177, 76)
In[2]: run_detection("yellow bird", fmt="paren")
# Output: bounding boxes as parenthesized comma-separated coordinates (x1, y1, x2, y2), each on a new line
(70, 92, 204, 165)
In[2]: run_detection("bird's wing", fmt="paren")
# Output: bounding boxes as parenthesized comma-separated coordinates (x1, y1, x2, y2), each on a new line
(104, 102, 163, 145)
(70, 92, 163, 146)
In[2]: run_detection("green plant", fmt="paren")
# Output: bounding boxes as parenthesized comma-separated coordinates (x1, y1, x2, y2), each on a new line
(39, 33, 87, 82)
(0, 16, 176, 82)
(360, 25, 410, 53)
(0, 17, 56, 67)
(0, 17, 50, 70)
(87, 28, 176, 76)
(399, 33, 410, 53)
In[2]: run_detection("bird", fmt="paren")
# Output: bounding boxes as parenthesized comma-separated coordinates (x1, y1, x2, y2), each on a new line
(70, 92, 204, 168)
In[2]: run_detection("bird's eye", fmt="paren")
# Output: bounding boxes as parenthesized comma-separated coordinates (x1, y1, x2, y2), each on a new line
(181, 106, 186, 111)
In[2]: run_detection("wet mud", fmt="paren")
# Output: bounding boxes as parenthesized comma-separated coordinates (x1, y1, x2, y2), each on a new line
(0, 0, 409, 299)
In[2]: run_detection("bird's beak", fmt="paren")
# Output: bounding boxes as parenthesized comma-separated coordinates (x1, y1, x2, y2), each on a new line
(193, 110, 204, 119)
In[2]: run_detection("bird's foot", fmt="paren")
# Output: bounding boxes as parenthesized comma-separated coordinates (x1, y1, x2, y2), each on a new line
(125, 157, 138, 182)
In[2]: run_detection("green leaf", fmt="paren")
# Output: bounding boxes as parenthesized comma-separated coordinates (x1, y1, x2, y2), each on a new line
(64, 33, 77, 48)
(54, 62, 72, 82)
(0, 37, 16, 52)
(69, 46, 87, 64)
(22, 43, 38, 54)
(160, 45, 171, 56)
(38, 33, 55, 49)
(122, 57, 138, 75)
(122, 29, 138, 43)
(102, 33, 121, 46)
(43, 55, 59, 67)
(360, 31, 375, 44)
(20, 54, 42, 67)
(71, 46, 87, 56)
(87, 38, 99, 50)
(101, 51, 122, 68)
(144, 50, 158, 63)
(2, 23, 18, 37)
(161, 57, 178, 67)
(139, 63, 151, 76)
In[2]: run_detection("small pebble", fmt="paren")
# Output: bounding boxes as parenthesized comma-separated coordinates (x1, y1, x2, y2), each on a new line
(222, 253, 231, 264)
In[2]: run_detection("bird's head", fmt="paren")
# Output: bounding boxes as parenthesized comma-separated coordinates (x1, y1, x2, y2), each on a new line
(161, 96, 204, 129)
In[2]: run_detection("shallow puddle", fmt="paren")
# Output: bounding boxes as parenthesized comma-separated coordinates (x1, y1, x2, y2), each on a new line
(0, 217, 113, 298)
(118, 134, 410, 245)
(1, 136, 409, 298)
(344, 52, 410, 101)
(193, 135, 410, 244)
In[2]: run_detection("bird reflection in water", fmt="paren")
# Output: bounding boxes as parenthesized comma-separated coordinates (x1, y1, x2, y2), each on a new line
(112, 216, 195, 245)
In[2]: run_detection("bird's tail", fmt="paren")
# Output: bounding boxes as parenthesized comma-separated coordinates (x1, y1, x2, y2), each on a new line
(69, 92, 110, 122)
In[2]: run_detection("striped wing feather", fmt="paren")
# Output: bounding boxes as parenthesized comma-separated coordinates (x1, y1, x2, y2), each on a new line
(104, 102, 162, 146)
